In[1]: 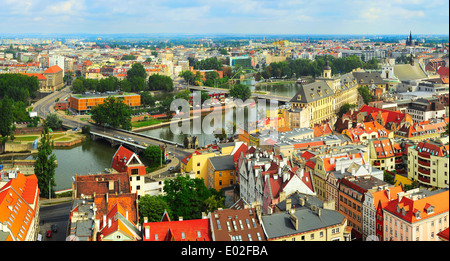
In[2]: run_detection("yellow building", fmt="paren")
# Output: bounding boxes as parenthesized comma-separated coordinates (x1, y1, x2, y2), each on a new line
(290, 61, 358, 127)
(180, 143, 236, 188)
(207, 155, 236, 191)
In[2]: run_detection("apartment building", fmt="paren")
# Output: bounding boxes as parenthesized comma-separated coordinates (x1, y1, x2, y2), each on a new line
(363, 185, 402, 241)
(338, 175, 389, 240)
(373, 185, 404, 241)
(395, 118, 448, 141)
(368, 138, 403, 172)
(43, 65, 64, 92)
(407, 99, 446, 123)
(407, 138, 449, 189)
(383, 188, 449, 241)
(0, 171, 40, 241)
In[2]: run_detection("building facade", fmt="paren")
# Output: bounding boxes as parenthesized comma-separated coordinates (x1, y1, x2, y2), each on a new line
(407, 138, 449, 189)
(383, 189, 449, 241)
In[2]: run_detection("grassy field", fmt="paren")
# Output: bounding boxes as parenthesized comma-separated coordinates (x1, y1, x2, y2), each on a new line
(132, 118, 169, 128)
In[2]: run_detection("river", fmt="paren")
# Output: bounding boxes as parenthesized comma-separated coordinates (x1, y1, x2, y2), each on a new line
(9, 82, 299, 191)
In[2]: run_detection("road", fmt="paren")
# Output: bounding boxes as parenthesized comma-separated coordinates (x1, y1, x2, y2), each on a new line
(32, 86, 193, 171)
(38, 201, 72, 241)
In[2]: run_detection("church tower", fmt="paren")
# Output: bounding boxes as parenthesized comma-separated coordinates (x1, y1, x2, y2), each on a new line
(323, 60, 332, 79)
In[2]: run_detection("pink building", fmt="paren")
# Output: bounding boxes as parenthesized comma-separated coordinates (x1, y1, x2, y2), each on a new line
(383, 188, 449, 241)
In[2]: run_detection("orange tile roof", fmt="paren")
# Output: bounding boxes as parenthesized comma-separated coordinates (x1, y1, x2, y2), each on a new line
(97, 203, 140, 241)
(372, 185, 403, 209)
(0, 173, 39, 241)
(21, 72, 47, 80)
(44, 65, 62, 74)
(384, 190, 449, 223)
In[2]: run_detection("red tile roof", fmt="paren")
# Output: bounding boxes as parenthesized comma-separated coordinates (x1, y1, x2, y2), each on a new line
(143, 218, 211, 241)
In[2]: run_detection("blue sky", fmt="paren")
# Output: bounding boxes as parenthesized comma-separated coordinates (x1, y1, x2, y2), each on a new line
(0, 0, 448, 35)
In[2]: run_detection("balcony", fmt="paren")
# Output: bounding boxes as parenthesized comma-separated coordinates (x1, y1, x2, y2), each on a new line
(395, 159, 403, 164)
(395, 152, 402, 157)
(418, 175, 430, 184)
(418, 159, 430, 167)
(418, 168, 430, 175)
(418, 151, 430, 158)
(374, 161, 381, 166)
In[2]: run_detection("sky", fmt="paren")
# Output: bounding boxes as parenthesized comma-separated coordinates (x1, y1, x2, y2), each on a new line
(0, 0, 448, 35)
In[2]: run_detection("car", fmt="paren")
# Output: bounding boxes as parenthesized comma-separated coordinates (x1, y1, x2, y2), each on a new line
(46, 230, 52, 238)
(51, 224, 58, 233)
(168, 166, 174, 171)
(134, 141, 140, 145)
(165, 159, 172, 164)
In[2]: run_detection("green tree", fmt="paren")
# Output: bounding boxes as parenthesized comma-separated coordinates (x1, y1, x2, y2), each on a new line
(141, 91, 156, 107)
(126, 63, 146, 81)
(143, 145, 162, 168)
(229, 84, 251, 100)
(148, 74, 174, 92)
(163, 175, 211, 220)
(90, 96, 132, 130)
(175, 89, 191, 101)
(45, 113, 63, 130)
(0, 97, 14, 138)
(180, 71, 194, 85)
(34, 127, 57, 198)
(338, 103, 357, 118)
(158, 96, 175, 116)
(138, 195, 172, 223)
(204, 194, 224, 213)
(194, 57, 222, 71)
(358, 86, 372, 105)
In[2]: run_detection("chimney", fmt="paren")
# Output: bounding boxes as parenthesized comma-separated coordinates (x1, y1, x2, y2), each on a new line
(145, 226, 150, 240)
(144, 217, 148, 223)
(103, 215, 107, 229)
(126, 210, 129, 221)
(179, 216, 183, 221)
(317, 208, 322, 216)
(108, 218, 112, 228)
(286, 198, 292, 211)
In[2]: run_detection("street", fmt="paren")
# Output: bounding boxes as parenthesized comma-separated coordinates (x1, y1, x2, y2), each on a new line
(38, 201, 72, 241)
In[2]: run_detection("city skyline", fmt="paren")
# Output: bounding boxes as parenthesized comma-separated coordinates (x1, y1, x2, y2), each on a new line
(0, 0, 448, 35)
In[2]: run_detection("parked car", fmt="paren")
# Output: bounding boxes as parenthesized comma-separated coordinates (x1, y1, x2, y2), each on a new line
(51, 224, 58, 233)
(168, 166, 174, 171)
(46, 230, 52, 238)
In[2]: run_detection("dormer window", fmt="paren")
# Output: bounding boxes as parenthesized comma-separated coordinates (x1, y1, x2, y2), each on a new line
(425, 204, 434, 214)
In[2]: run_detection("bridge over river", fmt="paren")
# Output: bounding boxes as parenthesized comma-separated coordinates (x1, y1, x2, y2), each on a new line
(188, 85, 292, 103)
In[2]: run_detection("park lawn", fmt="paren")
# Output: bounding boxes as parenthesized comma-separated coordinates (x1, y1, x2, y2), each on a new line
(14, 135, 39, 141)
(132, 118, 169, 128)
